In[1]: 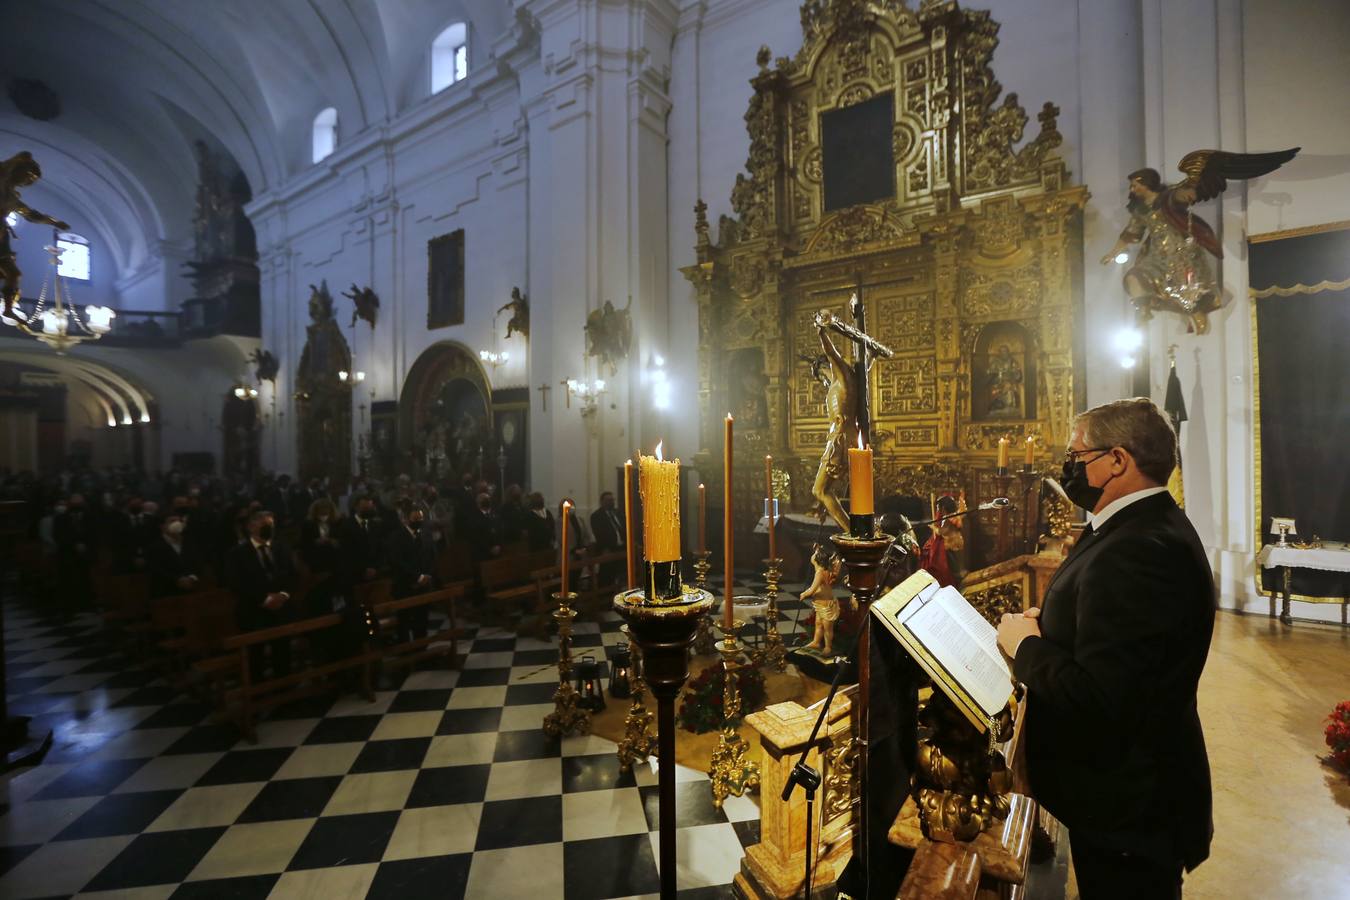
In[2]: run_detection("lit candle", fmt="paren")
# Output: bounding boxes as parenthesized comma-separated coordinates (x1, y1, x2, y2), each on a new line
(847, 433, 874, 515)
(765, 455, 776, 561)
(639, 441, 681, 563)
(724, 414, 734, 629)
(624, 460, 636, 589)
(1024, 434, 1035, 467)
(997, 435, 1010, 470)
(698, 482, 707, 554)
(560, 500, 572, 598)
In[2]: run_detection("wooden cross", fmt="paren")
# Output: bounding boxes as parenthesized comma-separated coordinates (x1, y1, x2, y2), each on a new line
(537, 383, 551, 412)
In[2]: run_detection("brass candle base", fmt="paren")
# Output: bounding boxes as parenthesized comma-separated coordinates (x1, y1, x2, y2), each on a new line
(750, 558, 786, 672)
(614, 586, 715, 900)
(615, 624, 656, 773)
(543, 591, 592, 738)
(691, 551, 716, 655)
(709, 619, 762, 810)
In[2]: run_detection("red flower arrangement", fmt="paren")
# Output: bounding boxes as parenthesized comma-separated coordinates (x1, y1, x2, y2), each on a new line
(677, 664, 768, 734)
(1325, 700, 1350, 773)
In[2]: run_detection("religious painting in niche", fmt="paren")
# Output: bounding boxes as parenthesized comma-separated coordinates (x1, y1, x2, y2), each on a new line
(369, 400, 398, 480)
(492, 389, 529, 492)
(420, 378, 489, 481)
(222, 393, 260, 480)
(821, 93, 895, 212)
(728, 348, 769, 430)
(971, 322, 1036, 421)
(428, 229, 465, 329)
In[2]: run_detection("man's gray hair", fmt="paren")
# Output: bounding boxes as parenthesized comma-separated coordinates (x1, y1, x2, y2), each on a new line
(1073, 397, 1177, 484)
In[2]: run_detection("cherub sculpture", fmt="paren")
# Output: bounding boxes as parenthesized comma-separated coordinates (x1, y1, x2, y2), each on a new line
(1102, 147, 1299, 334)
(584, 298, 632, 375)
(497, 286, 529, 339)
(0, 152, 69, 324)
(801, 545, 849, 657)
(342, 284, 380, 329)
(250, 348, 279, 384)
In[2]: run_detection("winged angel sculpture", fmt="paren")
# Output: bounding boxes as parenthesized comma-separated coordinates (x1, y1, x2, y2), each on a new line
(1102, 147, 1299, 333)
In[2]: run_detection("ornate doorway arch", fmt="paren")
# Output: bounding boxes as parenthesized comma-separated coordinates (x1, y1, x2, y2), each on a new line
(295, 282, 353, 485)
(399, 342, 493, 482)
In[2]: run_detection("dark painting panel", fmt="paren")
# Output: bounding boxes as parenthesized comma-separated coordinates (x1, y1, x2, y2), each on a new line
(428, 230, 466, 329)
(821, 93, 895, 212)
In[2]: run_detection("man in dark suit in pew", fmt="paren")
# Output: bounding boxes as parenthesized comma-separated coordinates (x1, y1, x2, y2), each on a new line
(386, 499, 438, 643)
(226, 509, 296, 680)
(146, 512, 206, 599)
(997, 398, 1215, 900)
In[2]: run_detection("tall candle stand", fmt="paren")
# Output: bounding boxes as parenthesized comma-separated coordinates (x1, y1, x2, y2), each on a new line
(542, 591, 591, 737)
(616, 624, 657, 772)
(750, 557, 786, 672)
(614, 585, 715, 900)
(691, 550, 716, 656)
(993, 467, 1013, 560)
(830, 525, 893, 893)
(709, 616, 762, 809)
(1017, 464, 1041, 555)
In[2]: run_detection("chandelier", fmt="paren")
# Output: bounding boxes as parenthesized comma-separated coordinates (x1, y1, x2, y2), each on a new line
(3, 238, 114, 353)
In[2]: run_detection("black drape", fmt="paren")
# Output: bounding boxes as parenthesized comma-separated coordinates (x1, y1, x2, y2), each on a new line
(1251, 227, 1350, 599)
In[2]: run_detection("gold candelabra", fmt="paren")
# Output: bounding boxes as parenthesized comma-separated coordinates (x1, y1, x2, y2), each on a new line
(708, 617, 761, 809)
(691, 550, 716, 655)
(542, 591, 591, 737)
(616, 624, 657, 772)
(751, 557, 786, 672)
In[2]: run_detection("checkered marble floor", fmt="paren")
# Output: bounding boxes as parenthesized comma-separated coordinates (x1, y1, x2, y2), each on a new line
(0, 574, 816, 899)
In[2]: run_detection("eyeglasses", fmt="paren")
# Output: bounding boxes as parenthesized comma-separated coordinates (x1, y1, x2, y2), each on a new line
(1063, 447, 1112, 465)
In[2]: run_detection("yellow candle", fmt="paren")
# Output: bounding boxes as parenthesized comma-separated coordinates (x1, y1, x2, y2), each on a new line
(639, 441, 681, 563)
(997, 435, 1010, 469)
(765, 455, 776, 560)
(1024, 434, 1035, 466)
(698, 483, 706, 554)
(624, 460, 636, 589)
(724, 414, 734, 629)
(560, 500, 572, 597)
(847, 434, 874, 516)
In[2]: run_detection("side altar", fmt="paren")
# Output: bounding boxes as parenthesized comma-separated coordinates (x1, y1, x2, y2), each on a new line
(684, 0, 1089, 573)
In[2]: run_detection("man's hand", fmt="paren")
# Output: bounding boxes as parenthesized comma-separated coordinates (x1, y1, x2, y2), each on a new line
(997, 607, 1042, 659)
(176, 576, 196, 590)
(263, 592, 288, 611)
(416, 574, 431, 587)
(363, 567, 377, 581)
(814, 310, 836, 329)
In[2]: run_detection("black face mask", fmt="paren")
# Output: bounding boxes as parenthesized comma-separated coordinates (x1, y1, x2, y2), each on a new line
(258, 523, 275, 541)
(1059, 451, 1112, 511)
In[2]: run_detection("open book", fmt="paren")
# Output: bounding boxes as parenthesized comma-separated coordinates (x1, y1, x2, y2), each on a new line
(871, 569, 1014, 733)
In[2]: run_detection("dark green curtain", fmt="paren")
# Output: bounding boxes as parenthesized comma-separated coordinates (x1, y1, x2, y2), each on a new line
(1251, 227, 1350, 598)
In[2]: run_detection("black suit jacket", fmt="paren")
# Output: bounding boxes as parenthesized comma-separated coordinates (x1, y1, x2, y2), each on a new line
(337, 516, 385, 586)
(146, 537, 205, 598)
(225, 539, 296, 631)
(386, 526, 438, 600)
(1013, 491, 1215, 870)
(589, 507, 625, 552)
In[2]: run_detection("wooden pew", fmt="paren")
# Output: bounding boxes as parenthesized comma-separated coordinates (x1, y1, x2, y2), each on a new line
(372, 582, 468, 674)
(479, 549, 557, 623)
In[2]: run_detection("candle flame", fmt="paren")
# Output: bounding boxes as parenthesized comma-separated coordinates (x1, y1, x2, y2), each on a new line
(655, 440, 664, 462)
(726, 412, 733, 421)
(857, 432, 865, 450)
(698, 482, 704, 489)
(562, 500, 572, 512)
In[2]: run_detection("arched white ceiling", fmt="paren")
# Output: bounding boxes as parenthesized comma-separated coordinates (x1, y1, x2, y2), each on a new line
(0, 0, 509, 288)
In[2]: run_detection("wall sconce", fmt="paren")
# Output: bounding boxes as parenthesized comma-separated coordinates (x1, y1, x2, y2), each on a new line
(338, 370, 366, 383)
(479, 349, 510, 368)
(233, 384, 259, 400)
(562, 377, 606, 415)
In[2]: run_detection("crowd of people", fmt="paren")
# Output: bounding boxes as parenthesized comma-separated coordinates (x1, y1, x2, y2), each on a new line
(3, 466, 627, 678)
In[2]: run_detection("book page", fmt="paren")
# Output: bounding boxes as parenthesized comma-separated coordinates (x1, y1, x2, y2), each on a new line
(901, 592, 1012, 718)
(934, 586, 1003, 668)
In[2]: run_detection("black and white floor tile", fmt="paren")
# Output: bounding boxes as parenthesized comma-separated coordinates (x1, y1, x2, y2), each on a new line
(0, 576, 814, 899)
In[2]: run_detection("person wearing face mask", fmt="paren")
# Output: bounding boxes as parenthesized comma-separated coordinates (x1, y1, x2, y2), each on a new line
(225, 509, 296, 680)
(995, 398, 1215, 900)
(386, 499, 438, 642)
(299, 498, 343, 615)
(147, 514, 205, 598)
(522, 491, 555, 552)
(339, 494, 385, 590)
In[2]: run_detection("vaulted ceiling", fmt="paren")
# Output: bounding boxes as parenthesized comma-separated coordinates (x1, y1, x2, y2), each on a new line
(0, 0, 512, 283)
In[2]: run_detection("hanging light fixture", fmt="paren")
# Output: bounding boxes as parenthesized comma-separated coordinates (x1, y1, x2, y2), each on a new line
(2, 235, 114, 353)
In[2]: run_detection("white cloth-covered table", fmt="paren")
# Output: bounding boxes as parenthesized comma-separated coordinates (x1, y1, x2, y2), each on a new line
(1256, 543, 1350, 626)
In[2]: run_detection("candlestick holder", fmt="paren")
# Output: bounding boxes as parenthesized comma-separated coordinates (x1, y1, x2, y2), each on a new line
(1017, 467, 1041, 555)
(542, 591, 591, 738)
(848, 512, 876, 540)
(616, 624, 657, 772)
(709, 618, 762, 810)
(614, 585, 715, 899)
(644, 559, 683, 602)
(750, 557, 786, 672)
(993, 471, 1014, 559)
(829, 530, 893, 891)
(691, 551, 716, 656)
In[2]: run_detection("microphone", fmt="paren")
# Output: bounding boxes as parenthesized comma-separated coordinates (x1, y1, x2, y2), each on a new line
(977, 497, 1012, 511)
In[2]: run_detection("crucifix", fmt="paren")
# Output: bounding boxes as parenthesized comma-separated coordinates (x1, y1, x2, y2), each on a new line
(537, 382, 551, 412)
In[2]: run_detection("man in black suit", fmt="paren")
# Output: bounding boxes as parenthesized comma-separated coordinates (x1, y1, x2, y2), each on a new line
(997, 398, 1214, 900)
(337, 493, 385, 596)
(386, 499, 438, 642)
(225, 509, 296, 680)
(589, 491, 625, 587)
(146, 513, 205, 599)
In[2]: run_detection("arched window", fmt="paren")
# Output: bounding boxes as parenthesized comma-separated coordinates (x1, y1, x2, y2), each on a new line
(56, 232, 90, 281)
(431, 23, 468, 93)
(312, 107, 338, 164)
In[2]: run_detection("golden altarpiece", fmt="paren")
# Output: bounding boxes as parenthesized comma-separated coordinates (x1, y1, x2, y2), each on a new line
(685, 0, 1088, 573)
